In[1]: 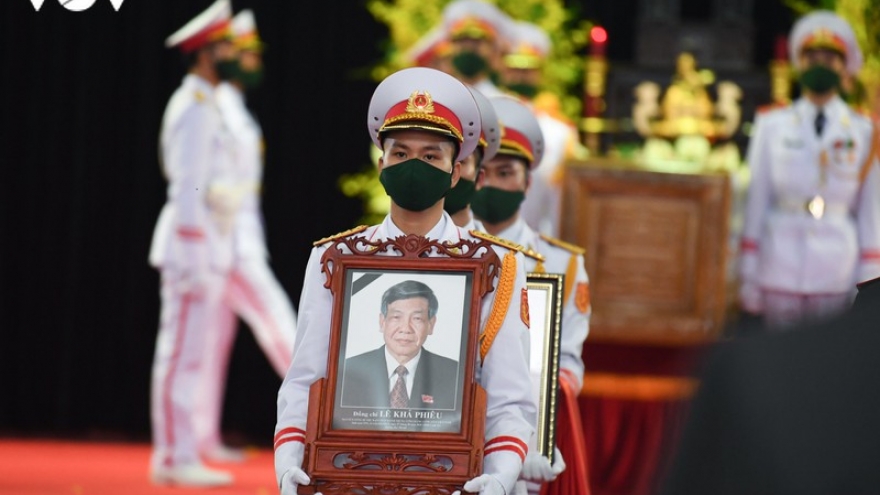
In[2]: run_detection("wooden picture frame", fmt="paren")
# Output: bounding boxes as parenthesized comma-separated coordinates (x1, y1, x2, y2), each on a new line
(526, 272, 564, 465)
(299, 234, 505, 495)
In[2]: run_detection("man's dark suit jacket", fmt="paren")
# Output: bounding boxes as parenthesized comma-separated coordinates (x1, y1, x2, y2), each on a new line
(660, 278, 880, 495)
(339, 345, 459, 410)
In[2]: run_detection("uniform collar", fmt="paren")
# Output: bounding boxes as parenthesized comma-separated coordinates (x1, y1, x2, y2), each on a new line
(215, 81, 244, 104)
(796, 94, 845, 124)
(183, 73, 216, 96)
(494, 216, 531, 246)
(377, 211, 462, 242)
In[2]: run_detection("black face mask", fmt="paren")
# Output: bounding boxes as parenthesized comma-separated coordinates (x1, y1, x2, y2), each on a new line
(470, 186, 525, 224)
(443, 178, 476, 215)
(452, 51, 489, 78)
(506, 82, 539, 99)
(800, 65, 841, 94)
(379, 158, 453, 212)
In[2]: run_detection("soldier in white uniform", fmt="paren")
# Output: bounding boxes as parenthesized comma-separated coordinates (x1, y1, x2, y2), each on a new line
(274, 67, 536, 495)
(147, 0, 238, 487)
(193, 9, 298, 464)
(738, 10, 880, 329)
(503, 20, 586, 238)
(472, 96, 591, 495)
(446, 85, 501, 230)
(441, 0, 512, 98)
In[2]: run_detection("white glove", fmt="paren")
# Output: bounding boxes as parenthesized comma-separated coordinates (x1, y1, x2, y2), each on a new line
(279, 467, 311, 495)
(550, 447, 565, 477)
(452, 474, 506, 495)
(738, 280, 763, 314)
(521, 447, 565, 482)
(176, 269, 210, 296)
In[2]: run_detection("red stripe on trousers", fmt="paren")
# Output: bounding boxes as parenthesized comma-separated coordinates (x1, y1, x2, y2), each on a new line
(161, 293, 192, 467)
(229, 270, 290, 371)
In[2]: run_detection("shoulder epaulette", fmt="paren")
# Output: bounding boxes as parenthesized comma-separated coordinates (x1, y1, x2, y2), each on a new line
(313, 225, 369, 247)
(470, 229, 526, 253)
(756, 102, 786, 114)
(521, 246, 546, 263)
(539, 234, 586, 255)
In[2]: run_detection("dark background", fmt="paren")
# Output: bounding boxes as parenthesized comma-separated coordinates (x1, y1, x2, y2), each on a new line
(0, 0, 792, 447)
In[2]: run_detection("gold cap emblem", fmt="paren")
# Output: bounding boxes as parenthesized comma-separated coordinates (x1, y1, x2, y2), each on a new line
(406, 91, 435, 114)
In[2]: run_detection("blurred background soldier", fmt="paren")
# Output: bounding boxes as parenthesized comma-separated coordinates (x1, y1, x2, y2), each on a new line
(446, 85, 501, 230)
(503, 20, 587, 238)
(148, 0, 238, 487)
(193, 8, 298, 465)
(441, 0, 511, 97)
(738, 10, 880, 329)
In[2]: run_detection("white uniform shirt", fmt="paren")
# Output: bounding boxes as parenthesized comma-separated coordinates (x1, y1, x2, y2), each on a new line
(520, 112, 578, 238)
(740, 96, 880, 294)
(215, 82, 267, 260)
(149, 74, 236, 273)
(495, 217, 590, 389)
(275, 211, 536, 488)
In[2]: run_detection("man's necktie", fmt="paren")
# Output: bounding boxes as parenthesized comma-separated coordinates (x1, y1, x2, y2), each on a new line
(390, 365, 409, 409)
(815, 109, 826, 137)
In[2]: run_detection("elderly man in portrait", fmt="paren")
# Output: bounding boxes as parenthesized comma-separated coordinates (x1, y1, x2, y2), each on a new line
(341, 280, 460, 410)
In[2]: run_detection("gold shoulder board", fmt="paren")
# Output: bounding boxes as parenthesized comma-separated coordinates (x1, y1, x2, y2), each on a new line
(539, 234, 586, 255)
(470, 229, 525, 253)
(313, 225, 369, 247)
(521, 247, 546, 263)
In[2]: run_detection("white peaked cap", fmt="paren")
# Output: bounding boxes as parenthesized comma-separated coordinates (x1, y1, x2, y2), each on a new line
(165, 0, 232, 52)
(367, 67, 482, 162)
(489, 95, 545, 169)
(789, 10, 863, 75)
(467, 85, 501, 161)
(511, 21, 551, 57)
(405, 25, 450, 66)
(231, 9, 257, 37)
(442, 0, 512, 44)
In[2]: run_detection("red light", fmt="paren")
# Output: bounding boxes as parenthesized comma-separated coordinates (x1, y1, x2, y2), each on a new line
(591, 26, 608, 44)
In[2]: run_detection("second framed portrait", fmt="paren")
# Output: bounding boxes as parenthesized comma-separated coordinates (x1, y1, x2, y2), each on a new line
(526, 272, 564, 464)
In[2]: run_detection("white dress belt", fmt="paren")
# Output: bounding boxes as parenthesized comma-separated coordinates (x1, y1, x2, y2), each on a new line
(776, 196, 850, 216)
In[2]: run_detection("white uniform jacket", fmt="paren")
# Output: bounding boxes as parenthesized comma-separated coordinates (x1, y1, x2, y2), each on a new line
(275, 212, 536, 490)
(520, 111, 579, 238)
(495, 217, 590, 390)
(149, 74, 236, 273)
(740, 96, 880, 294)
(215, 82, 267, 261)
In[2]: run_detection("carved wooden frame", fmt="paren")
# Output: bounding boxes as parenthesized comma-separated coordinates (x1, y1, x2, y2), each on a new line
(526, 272, 564, 465)
(299, 234, 503, 495)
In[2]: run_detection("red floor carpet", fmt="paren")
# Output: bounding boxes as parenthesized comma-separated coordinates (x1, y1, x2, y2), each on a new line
(0, 439, 277, 495)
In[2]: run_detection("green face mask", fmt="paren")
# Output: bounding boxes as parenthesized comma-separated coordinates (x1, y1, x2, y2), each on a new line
(452, 51, 489, 78)
(379, 158, 453, 212)
(215, 60, 239, 81)
(800, 65, 840, 94)
(506, 82, 538, 99)
(443, 178, 476, 215)
(470, 186, 525, 224)
(236, 67, 264, 89)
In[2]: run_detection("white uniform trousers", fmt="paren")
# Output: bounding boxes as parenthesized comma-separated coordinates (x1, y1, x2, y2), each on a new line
(151, 269, 228, 469)
(193, 257, 297, 453)
(762, 290, 852, 330)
